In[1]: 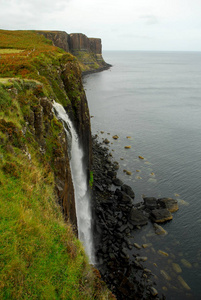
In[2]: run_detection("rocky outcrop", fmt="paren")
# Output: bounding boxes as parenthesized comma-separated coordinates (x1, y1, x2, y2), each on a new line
(37, 31, 111, 74)
(89, 38, 102, 54)
(69, 33, 90, 52)
(69, 33, 102, 54)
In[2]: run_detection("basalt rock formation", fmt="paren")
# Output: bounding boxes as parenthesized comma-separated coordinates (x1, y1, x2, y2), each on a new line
(36, 30, 70, 52)
(37, 31, 111, 74)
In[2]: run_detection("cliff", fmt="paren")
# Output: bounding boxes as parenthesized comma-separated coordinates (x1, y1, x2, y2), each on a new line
(0, 30, 115, 299)
(37, 31, 111, 74)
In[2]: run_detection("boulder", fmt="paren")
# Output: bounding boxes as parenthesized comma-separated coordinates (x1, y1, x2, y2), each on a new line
(153, 223, 168, 235)
(134, 243, 141, 249)
(135, 256, 148, 262)
(129, 208, 148, 226)
(103, 138, 110, 144)
(150, 208, 173, 223)
(112, 178, 123, 186)
(158, 198, 179, 212)
(150, 287, 158, 296)
(172, 263, 182, 274)
(116, 190, 133, 204)
(158, 250, 169, 257)
(118, 224, 129, 233)
(178, 275, 191, 290)
(107, 170, 117, 178)
(143, 197, 158, 210)
(160, 270, 171, 281)
(181, 258, 192, 269)
(94, 183, 104, 192)
(121, 184, 135, 199)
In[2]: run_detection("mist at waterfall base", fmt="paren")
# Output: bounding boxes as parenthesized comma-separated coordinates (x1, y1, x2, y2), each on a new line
(83, 51, 201, 299)
(53, 102, 94, 263)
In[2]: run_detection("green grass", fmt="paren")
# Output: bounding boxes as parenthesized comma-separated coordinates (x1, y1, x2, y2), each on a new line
(0, 49, 24, 54)
(0, 165, 88, 299)
(89, 171, 94, 188)
(0, 84, 12, 110)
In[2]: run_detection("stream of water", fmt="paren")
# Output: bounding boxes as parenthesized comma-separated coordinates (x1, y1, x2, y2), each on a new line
(53, 101, 94, 263)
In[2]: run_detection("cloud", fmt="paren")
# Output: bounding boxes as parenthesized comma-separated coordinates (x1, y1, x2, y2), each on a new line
(0, 0, 71, 29)
(1, 0, 70, 12)
(140, 15, 159, 25)
(118, 32, 152, 39)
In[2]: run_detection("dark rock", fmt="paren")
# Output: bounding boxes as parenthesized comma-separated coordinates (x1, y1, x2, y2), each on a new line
(121, 248, 129, 260)
(129, 208, 148, 226)
(103, 138, 110, 144)
(94, 183, 104, 192)
(113, 162, 119, 170)
(109, 253, 116, 260)
(107, 170, 117, 178)
(118, 224, 129, 233)
(124, 238, 132, 250)
(158, 198, 179, 212)
(150, 287, 158, 296)
(150, 208, 173, 223)
(112, 178, 123, 186)
(116, 190, 133, 204)
(135, 256, 148, 262)
(143, 197, 158, 210)
(121, 184, 135, 199)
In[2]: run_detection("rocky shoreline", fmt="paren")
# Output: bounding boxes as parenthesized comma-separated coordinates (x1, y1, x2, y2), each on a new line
(82, 63, 112, 76)
(91, 136, 179, 300)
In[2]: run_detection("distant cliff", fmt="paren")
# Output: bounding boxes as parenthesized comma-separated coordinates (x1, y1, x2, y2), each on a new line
(37, 31, 111, 74)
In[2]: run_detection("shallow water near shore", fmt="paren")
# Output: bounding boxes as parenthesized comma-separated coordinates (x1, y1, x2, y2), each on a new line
(83, 51, 201, 299)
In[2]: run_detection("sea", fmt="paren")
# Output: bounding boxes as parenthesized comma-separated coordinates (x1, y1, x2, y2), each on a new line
(83, 51, 201, 300)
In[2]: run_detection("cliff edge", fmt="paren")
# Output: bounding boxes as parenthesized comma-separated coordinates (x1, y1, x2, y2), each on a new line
(0, 30, 115, 299)
(37, 31, 111, 74)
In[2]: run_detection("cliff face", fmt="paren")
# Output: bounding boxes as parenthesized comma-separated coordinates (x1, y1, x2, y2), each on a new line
(61, 58, 92, 174)
(89, 38, 102, 54)
(37, 30, 70, 52)
(0, 30, 116, 300)
(0, 30, 92, 231)
(69, 33, 102, 54)
(37, 31, 110, 73)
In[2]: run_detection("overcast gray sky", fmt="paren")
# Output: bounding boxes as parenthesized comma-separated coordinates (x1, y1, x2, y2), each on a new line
(1, 0, 201, 51)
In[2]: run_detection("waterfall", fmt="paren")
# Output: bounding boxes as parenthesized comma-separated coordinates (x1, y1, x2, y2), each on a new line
(53, 101, 94, 263)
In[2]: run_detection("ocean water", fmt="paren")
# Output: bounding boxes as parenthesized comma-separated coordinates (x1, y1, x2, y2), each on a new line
(83, 51, 201, 299)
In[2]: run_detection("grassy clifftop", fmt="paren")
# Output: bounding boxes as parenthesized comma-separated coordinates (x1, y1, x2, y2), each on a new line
(0, 30, 115, 299)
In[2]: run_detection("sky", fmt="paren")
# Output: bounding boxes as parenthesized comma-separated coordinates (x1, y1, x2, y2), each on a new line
(1, 0, 201, 51)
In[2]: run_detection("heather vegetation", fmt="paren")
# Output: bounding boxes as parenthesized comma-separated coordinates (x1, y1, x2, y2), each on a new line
(0, 30, 115, 299)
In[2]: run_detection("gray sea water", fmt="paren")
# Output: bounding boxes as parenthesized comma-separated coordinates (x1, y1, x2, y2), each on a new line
(83, 51, 201, 300)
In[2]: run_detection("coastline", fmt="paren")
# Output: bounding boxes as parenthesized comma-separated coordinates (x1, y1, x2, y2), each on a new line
(91, 136, 166, 300)
(82, 63, 112, 76)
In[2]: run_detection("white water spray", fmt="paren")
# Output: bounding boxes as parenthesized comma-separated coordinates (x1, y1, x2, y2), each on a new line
(53, 101, 94, 263)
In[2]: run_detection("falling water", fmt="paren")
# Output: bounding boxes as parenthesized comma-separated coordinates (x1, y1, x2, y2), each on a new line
(53, 101, 94, 263)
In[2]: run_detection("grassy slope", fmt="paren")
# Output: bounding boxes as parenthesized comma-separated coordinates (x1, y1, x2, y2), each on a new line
(0, 30, 115, 300)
